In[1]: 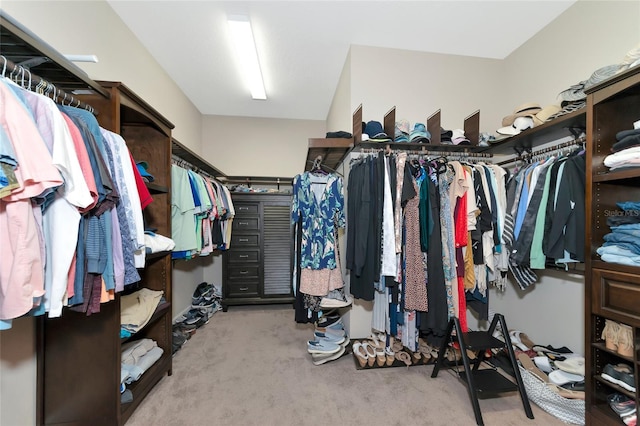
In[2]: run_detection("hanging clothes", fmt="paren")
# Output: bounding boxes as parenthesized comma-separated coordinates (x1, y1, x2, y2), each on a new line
(291, 170, 345, 320)
(0, 76, 157, 325)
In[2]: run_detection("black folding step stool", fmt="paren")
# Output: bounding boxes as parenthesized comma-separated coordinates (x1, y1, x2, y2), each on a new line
(430, 313, 534, 426)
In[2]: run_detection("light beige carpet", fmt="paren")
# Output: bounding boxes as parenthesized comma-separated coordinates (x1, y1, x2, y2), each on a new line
(126, 305, 567, 426)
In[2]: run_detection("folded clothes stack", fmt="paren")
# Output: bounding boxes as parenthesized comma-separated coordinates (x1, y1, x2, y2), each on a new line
(597, 201, 640, 267)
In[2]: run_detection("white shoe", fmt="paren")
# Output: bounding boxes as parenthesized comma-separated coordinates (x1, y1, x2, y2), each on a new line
(319, 294, 353, 309)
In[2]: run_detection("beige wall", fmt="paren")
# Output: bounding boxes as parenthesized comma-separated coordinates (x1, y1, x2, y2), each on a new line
(503, 0, 640, 111)
(350, 45, 507, 136)
(326, 48, 353, 134)
(201, 115, 326, 178)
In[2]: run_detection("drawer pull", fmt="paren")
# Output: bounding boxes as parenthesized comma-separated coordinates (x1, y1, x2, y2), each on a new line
(239, 207, 249, 211)
(239, 255, 249, 258)
(239, 270, 249, 275)
(239, 238, 249, 242)
(239, 222, 249, 226)
(239, 287, 249, 291)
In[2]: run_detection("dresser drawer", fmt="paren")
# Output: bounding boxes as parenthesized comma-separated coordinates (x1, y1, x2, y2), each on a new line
(227, 249, 260, 263)
(233, 217, 259, 231)
(232, 233, 259, 247)
(226, 282, 259, 298)
(228, 265, 259, 280)
(592, 268, 640, 322)
(234, 203, 259, 215)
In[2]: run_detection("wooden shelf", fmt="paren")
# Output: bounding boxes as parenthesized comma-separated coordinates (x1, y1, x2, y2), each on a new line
(480, 109, 586, 155)
(121, 301, 171, 344)
(305, 137, 353, 173)
(591, 340, 635, 364)
(146, 183, 169, 194)
(121, 353, 172, 424)
(591, 260, 640, 276)
(593, 168, 640, 183)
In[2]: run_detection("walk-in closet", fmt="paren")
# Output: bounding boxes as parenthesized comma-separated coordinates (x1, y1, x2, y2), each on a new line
(1, 1, 639, 426)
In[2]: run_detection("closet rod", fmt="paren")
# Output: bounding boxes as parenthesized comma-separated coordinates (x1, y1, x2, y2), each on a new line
(0, 55, 97, 115)
(498, 136, 586, 166)
(171, 154, 214, 180)
(306, 158, 342, 176)
(357, 147, 493, 158)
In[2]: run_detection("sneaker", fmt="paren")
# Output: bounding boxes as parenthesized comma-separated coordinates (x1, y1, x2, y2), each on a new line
(315, 326, 346, 338)
(609, 393, 637, 417)
(602, 363, 636, 392)
(311, 346, 346, 365)
(173, 322, 196, 338)
(314, 330, 345, 345)
(193, 282, 213, 300)
(307, 339, 341, 355)
(191, 294, 217, 309)
(319, 294, 353, 309)
(317, 315, 342, 328)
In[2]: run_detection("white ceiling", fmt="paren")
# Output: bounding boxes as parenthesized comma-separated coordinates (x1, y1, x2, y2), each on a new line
(107, 1, 576, 121)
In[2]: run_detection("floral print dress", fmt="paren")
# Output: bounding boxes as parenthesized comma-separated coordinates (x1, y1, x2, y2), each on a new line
(291, 172, 345, 296)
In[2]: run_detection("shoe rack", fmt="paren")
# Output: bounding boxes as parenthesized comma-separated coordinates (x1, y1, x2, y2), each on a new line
(584, 65, 640, 425)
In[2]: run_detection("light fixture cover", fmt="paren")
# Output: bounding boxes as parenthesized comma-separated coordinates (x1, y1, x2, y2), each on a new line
(228, 15, 266, 100)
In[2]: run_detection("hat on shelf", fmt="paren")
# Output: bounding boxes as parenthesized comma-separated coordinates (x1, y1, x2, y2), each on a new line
(558, 82, 587, 103)
(496, 116, 534, 136)
(136, 161, 155, 182)
(396, 119, 410, 135)
(558, 63, 624, 103)
(547, 100, 586, 121)
(394, 119, 410, 142)
(409, 123, 431, 143)
(529, 104, 562, 127)
(584, 64, 624, 90)
(501, 103, 542, 127)
(326, 130, 352, 139)
(440, 127, 453, 144)
(364, 120, 390, 142)
(451, 129, 471, 145)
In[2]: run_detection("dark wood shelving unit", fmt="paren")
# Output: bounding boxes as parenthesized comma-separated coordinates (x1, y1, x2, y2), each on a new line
(584, 65, 640, 426)
(0, 11, 176, 426)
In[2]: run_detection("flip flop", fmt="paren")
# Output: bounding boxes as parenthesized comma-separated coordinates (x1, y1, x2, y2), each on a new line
(518, 352, 549, 383)
(509, 330, 532, 351)
(547, 382, 585, 400)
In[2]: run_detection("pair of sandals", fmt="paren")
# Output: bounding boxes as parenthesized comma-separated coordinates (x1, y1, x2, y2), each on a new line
(353, 340, 394, 368)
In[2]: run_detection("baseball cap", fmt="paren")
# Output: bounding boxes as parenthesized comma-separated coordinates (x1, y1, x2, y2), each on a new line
(409, 123, 431, 143)
(136, 161, 155, 182)
(451, 129, 470, 145)
(364, 120, 390, 142)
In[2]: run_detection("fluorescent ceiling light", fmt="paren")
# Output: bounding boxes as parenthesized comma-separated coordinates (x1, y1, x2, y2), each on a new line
(228, 15, 266, 100)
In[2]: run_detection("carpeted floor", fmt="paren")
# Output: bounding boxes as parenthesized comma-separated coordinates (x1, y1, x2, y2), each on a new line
(126, 305, 567, 426)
